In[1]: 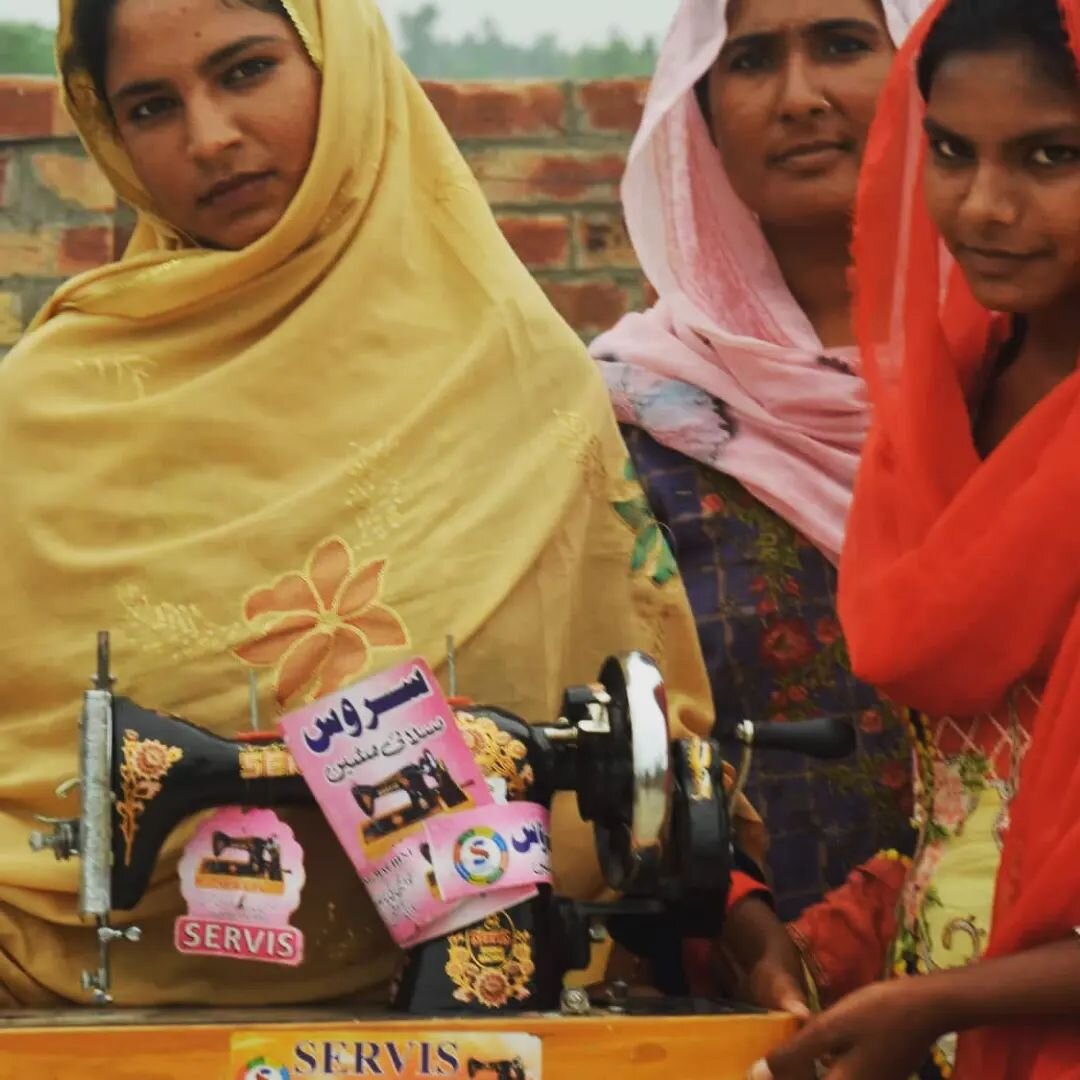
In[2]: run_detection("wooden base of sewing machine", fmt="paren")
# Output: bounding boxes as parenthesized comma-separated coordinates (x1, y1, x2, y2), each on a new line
(0, 1007, 796, 1078)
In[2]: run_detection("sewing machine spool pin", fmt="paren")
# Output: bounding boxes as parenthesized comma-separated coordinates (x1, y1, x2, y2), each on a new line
(445, 635, 458, 699)
(248, 671, 260, 733)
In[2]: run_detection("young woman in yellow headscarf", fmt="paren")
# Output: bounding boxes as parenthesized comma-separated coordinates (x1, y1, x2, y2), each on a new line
(0, 0, 779, 1008)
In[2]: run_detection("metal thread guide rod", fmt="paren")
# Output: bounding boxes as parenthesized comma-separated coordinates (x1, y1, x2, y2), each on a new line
(79, 632, 139, 1004)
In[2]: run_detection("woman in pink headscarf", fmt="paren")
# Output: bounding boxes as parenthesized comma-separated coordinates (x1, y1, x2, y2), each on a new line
(591, 0, 930, 1009)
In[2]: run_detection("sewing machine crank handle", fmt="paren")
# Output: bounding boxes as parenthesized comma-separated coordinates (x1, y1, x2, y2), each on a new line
(727, 716, 856, 818)
(736, 716, 856, 759)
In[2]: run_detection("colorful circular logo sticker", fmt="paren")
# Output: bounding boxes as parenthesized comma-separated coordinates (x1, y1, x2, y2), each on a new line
(238, 1059, 290, 1080)
(453, 826, 509, 887)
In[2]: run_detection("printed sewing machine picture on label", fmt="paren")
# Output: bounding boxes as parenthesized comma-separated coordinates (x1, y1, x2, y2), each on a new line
(230, 1030, 542, 1080)
(175, 806, 305, 967)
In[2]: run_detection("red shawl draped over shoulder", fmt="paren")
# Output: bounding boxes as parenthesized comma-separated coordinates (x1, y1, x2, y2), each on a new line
(838, 1, 1080, 1076)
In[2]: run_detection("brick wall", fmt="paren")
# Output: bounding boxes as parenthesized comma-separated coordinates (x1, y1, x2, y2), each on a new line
(0, 75, 650, 356)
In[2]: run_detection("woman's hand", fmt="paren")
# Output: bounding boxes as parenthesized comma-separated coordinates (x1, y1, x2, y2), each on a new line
(720, 896, 811, 1019)
(749, 937, 1080, 1080)
(747, 978, 942, 1080)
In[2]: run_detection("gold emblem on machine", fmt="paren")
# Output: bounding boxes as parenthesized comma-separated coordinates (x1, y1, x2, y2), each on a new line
(445, 912, 535, 1009)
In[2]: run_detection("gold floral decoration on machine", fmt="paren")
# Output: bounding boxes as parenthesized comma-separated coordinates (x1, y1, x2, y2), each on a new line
(454, 712, 533, 800)
(445, 912, 535, 1009)
(117, 729, 184, 865)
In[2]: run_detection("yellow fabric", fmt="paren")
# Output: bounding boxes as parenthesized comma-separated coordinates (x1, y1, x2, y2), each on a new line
(0, 0, 720, 1006)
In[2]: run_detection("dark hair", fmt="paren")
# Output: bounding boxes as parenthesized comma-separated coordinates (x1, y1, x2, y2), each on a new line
(917, 0, 1077, 99)
(65, 0, 286, 108)
(695, 75, 713, 132)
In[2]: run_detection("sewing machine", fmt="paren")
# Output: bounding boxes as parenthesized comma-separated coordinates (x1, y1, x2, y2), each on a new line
(17, 632, 855, 1079)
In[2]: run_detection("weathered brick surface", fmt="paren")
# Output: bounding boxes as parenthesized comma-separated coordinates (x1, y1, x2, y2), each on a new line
(0, 77, 650, 351)
(540, 278, 633, 335)
(59, 225, 113, 275)
(424, 81, 566, 140)
(497, 214, 571, 270)
(464, 146, 627, 206)
(576, 210, 637, 271)
(0, 80, 57, 140)
(576, 80, 648, 134)
(32, 153, 117, 212)
(0, 231, 58, 277)
(0, 78, 77, 140)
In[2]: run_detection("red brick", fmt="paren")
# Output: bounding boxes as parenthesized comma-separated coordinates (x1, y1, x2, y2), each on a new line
(0, 79, 61, 140)
(577, 80, 648, 134)
(465, 147, 627, 205)
(423, 81, 566, 140)
(577, 211, 638, 271)
(541, 279, 631, 335)
(498, 215, 571, 270)
(59, 226, 113, 275)
(0, 232, 58, 277)
(31, 153, 116, 212)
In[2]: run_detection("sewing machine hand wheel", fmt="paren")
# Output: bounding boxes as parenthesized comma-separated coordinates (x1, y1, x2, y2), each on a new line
(572, 653, 672, 895)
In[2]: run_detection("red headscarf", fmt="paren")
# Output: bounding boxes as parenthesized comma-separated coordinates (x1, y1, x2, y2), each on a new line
(839, 0, 1080, 1075)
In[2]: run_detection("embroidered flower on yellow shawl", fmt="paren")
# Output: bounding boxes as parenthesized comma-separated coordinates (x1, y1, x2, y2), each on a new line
(233, 537, 409, 705)
(612, 460, 678, 587)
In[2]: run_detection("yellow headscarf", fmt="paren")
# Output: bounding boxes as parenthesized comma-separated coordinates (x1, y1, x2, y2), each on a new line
(0, 0, 721, 1007)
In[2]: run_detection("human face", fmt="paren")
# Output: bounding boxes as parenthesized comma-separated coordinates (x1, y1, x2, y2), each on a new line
(105, 0, 321, 250)
(923, 45, 1080, 315)
(707, 0, 894, 229)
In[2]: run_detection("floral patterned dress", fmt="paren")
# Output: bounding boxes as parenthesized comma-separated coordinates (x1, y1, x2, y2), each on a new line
(624, 428, 913, 919)
(891, 690, 1038, 1079)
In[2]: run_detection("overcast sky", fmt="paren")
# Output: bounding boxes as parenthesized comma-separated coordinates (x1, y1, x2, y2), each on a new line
(0, 0, 680, 46)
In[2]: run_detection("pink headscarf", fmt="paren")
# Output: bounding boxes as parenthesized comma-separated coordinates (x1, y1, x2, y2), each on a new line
(590, 0, 929, 564)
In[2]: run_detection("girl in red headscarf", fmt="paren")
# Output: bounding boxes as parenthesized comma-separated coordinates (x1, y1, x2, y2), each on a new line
(754, 0, 1080, 1077)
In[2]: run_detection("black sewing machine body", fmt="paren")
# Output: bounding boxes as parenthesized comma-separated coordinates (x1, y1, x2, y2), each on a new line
(30, 634, 854, 1011)
(109, 701, 310, 911)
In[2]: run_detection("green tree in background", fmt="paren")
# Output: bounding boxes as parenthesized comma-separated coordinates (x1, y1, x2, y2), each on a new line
(0, 8, 656, 80)
(399, 5, 658, 79)
(0, 21, 55, 76)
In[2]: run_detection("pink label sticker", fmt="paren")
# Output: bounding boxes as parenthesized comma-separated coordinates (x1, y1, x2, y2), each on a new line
(176, 807, 305, 967)
(281, 659, 543, 948)
(426, 803, 552, 905)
